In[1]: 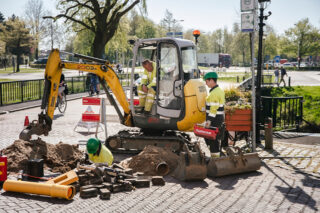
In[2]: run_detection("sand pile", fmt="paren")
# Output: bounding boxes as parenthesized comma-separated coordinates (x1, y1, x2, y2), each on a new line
(1, 138, 84, 173)
(121, 145, 179, 176)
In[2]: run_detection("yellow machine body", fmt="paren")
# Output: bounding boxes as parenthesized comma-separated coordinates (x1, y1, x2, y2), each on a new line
(177, 79, 207, 131)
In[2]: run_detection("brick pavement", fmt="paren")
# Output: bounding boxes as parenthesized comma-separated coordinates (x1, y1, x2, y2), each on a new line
(0, 98, 320, 212)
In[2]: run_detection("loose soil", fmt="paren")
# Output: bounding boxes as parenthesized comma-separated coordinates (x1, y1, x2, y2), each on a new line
(121, 145, 179, 176)
(1, 138, 83, 173)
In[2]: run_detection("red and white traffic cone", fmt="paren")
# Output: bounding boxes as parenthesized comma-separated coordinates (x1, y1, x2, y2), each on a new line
(24, 116, 29, 127)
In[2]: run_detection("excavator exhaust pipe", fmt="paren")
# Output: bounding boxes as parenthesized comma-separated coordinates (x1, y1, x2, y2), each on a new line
(207, 147, 261, 177)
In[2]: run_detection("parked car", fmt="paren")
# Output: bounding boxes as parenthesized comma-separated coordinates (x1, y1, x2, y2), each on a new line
(282, 62, 293, 67)
(34, 58, 48, 65)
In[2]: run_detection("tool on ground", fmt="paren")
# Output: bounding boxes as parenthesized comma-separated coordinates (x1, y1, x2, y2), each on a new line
(3, 180, 75, 200)
(26, 159, 44, 180)
(45, 170, 78, 185)
(173, 143, 207, 181)
(207, 147, 261, 177)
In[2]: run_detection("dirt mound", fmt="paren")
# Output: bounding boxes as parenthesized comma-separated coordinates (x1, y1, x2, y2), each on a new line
(1, 138, 83, 173)
(122, 146, 179, 176)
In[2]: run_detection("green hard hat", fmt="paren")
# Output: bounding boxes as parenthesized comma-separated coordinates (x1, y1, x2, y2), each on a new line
(204, 72, 218, 80)
(87, 138, 100, 154)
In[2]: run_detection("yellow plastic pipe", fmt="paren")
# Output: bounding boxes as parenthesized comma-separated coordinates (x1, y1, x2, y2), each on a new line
(3, 180, 75, 200)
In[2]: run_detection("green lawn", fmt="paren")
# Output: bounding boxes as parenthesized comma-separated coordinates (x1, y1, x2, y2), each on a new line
(0, 79, 15, 82)
(0, 67, 44, 74)
(270, 86, 320, 125)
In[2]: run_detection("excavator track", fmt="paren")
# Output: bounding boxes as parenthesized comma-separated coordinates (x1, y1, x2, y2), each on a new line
(105, 129, 195, 154)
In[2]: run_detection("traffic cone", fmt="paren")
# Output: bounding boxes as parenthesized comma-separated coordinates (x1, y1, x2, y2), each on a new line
(24, 116, 29, 127)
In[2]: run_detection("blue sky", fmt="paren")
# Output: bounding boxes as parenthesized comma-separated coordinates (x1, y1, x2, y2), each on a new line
(1, 0, 319, 35)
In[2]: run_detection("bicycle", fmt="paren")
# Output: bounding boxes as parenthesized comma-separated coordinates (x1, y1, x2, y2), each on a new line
(56, 84, 67, 113)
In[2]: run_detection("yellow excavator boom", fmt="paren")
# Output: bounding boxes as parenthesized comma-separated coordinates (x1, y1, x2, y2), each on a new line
(19, 49, 132, 141)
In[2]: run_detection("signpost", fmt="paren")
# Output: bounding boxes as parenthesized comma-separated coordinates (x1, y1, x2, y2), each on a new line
(241, 0, 257, 152)
(166, 32, 183, 39)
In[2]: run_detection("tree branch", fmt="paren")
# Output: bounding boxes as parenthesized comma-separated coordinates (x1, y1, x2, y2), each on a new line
(43, 15, 95, 32)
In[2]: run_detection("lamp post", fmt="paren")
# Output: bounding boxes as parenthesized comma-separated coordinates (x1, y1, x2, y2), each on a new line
(256, 0, 271, 144)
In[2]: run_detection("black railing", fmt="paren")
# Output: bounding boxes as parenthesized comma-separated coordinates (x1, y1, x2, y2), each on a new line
(0, 76, 89, 106)
(261, 96, 303, 130)
(0, 73, 135, 106)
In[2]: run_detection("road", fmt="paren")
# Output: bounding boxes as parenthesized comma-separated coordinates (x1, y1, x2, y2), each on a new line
(1, 67, 320, 87)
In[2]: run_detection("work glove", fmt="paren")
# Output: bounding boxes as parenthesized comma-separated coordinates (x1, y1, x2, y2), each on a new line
(205, 120, 211, 128)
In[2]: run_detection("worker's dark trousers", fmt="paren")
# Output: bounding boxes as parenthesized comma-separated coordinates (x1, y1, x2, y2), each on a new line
(205, 138, 220, 153)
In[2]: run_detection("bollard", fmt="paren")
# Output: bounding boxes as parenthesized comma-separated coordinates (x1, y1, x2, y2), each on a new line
(264, 117, 273, 149)
(288, 76, 291, 87)
(237, 76, 239, 83)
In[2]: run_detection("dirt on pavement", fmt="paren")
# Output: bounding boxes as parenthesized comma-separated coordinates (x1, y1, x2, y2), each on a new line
(121, 145, 179, 176)
(1, 138, 83, 173)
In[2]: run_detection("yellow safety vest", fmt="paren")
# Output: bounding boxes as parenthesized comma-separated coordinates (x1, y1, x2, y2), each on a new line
(141, 62, 157, 88)
(88, 144, 114, 165)
(206, 85, 225, 126)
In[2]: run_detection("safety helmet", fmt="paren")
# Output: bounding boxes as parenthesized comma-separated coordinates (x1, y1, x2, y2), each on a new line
(87, 138, 100, 154)
(204, 72, 218, 80)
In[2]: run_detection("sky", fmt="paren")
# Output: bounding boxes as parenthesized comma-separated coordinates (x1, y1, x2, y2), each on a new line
(1, 0, 320, 35)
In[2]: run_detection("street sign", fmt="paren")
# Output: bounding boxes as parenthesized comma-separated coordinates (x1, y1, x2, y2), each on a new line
(241, 0, 257, 12)
(166, 32, 183, 39)
(241, 13, 255, 32)
(274, 55, 280, 63)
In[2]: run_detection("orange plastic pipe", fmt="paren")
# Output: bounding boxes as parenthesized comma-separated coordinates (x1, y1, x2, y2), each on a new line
(3, 180, 75, 200)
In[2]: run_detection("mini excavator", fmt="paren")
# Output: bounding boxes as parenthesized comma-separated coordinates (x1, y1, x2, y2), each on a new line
(19, 38, 207, 152)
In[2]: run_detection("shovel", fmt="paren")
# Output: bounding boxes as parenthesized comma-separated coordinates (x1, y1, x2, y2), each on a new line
(173, 143, 207, 181)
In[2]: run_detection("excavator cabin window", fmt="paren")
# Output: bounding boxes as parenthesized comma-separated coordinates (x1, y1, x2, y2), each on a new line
(158, 43, 181, 109)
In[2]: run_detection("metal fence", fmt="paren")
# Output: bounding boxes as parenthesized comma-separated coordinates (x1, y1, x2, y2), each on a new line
(261, 96, 303, 130)
(0, 73, 136, 106)
(0, 76, 89, 106)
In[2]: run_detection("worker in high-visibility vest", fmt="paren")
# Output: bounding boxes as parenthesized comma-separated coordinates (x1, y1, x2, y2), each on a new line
(137, 59, 157, 113)
(204, 72, 225, 153)
(86, 138, 113, 165)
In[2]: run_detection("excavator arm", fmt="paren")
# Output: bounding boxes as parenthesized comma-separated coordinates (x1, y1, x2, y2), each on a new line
(19, 49, 133, 141)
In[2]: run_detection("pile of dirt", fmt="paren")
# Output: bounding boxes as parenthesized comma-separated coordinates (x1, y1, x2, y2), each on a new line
(1, 138, 84, 173)
(121, 145, 179, 176)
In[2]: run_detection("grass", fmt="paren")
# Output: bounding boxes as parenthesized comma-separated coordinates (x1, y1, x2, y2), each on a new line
(0, 79, 15, 82)
(0, 67, 44, 74)
(270, 86, 320, 126)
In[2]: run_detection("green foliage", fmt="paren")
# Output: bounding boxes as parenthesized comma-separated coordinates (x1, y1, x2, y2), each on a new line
(270, 86, 320, 125)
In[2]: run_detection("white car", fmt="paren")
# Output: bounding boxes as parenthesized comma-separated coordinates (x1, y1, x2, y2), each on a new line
(282, 63, 293, 67)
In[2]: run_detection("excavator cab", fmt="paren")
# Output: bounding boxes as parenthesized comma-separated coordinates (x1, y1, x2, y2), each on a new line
(129, 38, 206, 132)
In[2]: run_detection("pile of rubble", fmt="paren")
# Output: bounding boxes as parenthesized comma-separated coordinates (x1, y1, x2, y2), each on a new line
(74, 164, 165, 200)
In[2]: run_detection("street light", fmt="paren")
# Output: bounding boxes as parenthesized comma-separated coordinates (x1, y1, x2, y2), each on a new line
(256, 0, 272, 144)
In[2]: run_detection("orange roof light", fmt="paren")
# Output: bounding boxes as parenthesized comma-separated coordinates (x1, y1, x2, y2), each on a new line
(193, 30, 200, 37)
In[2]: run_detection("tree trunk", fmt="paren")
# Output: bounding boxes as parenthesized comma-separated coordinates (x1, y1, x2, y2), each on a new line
(92, 32, 107, 58)
(16, 54, 20, 72)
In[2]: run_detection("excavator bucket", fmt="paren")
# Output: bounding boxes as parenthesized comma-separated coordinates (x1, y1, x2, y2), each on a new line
(173, 143, 207, 181)
(207, 146, 261, 177)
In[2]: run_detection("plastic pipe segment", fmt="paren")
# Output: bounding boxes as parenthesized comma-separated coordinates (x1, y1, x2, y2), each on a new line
(3, 180, 75, 200)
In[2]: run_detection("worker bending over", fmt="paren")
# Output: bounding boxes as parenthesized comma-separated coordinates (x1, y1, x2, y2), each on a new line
(137, 59, 157, 113)
(204, 72, 225, 153)
(86, 138, 113, 165)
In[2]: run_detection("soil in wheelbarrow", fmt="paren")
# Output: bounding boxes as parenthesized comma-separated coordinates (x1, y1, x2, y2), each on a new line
(1, 138, 84, 173)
